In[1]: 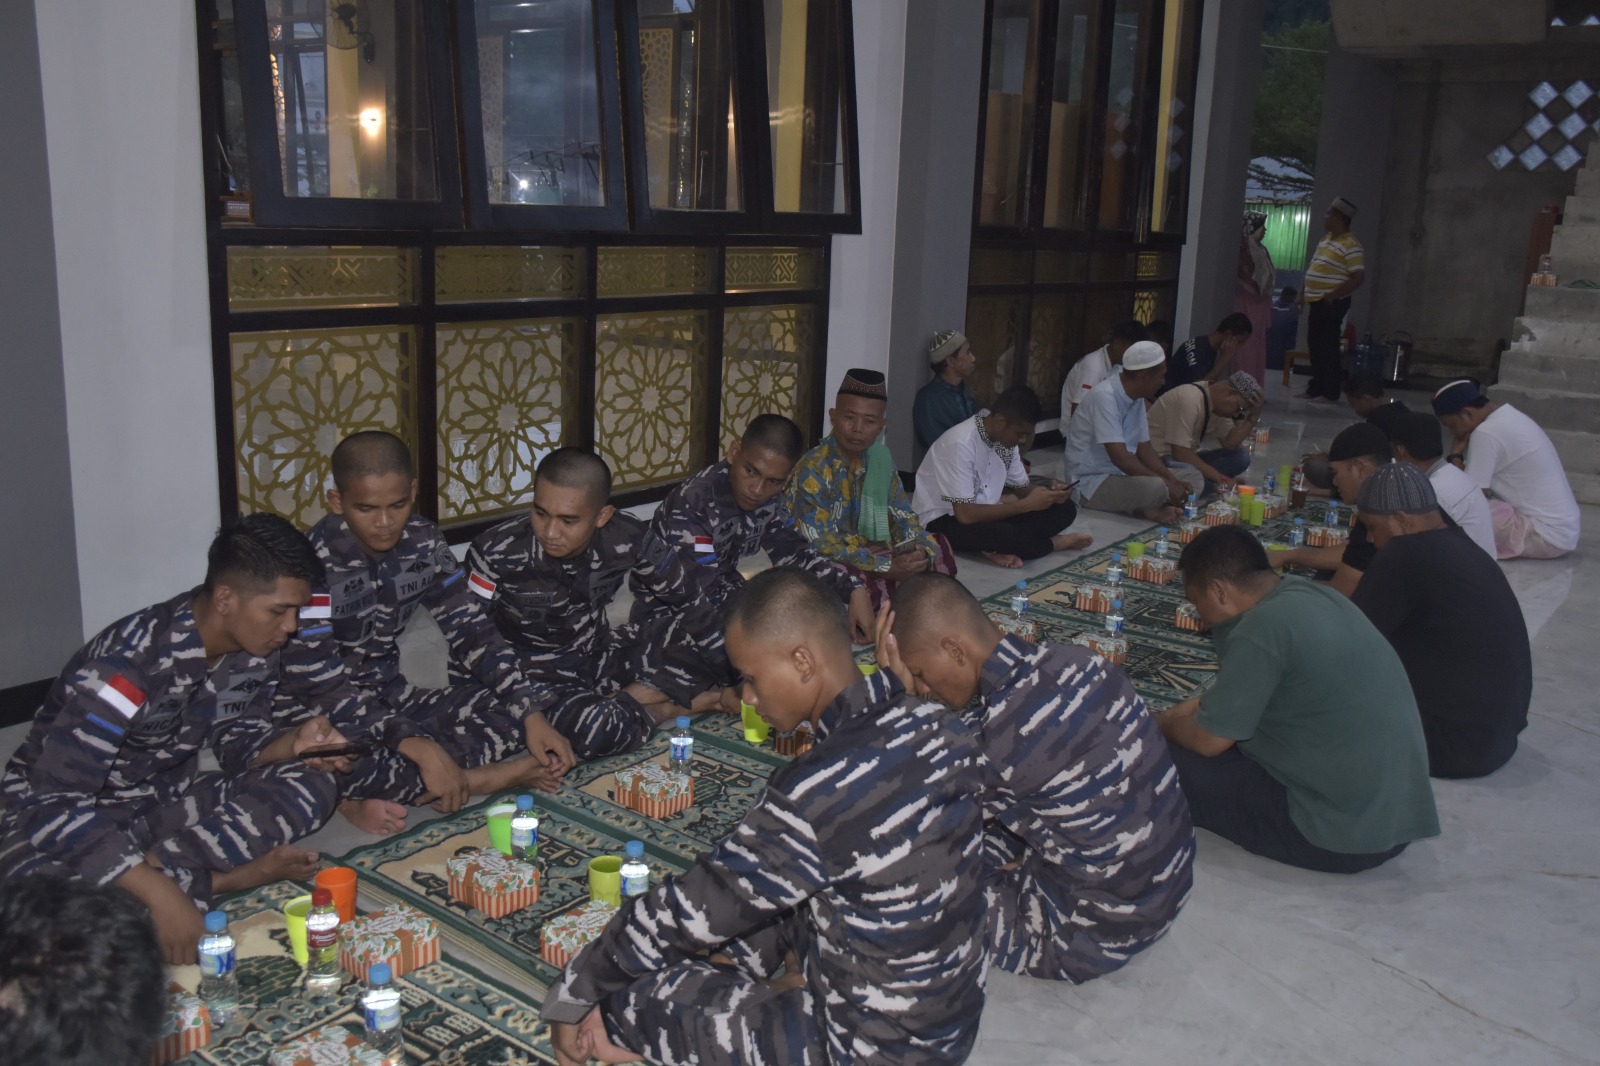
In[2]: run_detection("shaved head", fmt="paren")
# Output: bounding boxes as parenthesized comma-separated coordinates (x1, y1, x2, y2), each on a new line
(887, 573, 1001, 709)
(537, 447, 613, 506)
(889, 573, 995, 650)
(331, 431, 414, 491)
(726, 567, 850, 652)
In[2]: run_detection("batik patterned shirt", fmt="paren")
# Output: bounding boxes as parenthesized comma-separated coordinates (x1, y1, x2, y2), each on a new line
(784, 436, 939, 573)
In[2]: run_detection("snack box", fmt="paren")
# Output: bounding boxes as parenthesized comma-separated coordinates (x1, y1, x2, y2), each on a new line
(1172, 521, 1207, 545)
(1127, 556, 1178, 586)
(615, 762, 695, 818)
(447, 848, 541, 919)
(988, 610, 1038, 643)
(339, 904, 440, 982)
(1307, 525, 1350, 548)
(1259, 493, 1288, 519)
(1075, 584, 1114, 613)
(771, 722, 815, 758)
(1204, 502, 1239, 527)
(1175, 602, 1210, 633)
(542, 899, 618, 968)
(1072, 632, 1128, 665)
(269, 1025, 386, 1066)
(154, 983, 211, 1066)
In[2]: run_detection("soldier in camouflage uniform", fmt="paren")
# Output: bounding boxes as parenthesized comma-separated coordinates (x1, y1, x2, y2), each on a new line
(467, 449, 722, 760)
(278, 432, 574, 835)
(0, 515, 354, 964)
(635, 415, 876, 709)
(882, 573, 1195, 983)
(544, 569, 987, 1066)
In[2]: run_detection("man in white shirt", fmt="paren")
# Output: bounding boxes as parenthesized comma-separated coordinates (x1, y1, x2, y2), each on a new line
(1433, 379, 1580, 559)
(1060, 320, 1148, 423)
(914, 386, 1093, 569)
(1389, 410, 1496, 558)
(1065, 342, 1203, 522)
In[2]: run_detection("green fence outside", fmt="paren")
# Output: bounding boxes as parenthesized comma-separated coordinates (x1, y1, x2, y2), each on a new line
(1246, 201, 1312, 274)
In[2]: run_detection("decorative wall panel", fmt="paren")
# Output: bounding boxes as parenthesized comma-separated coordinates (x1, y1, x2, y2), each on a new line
(435, 247, 585, 303)
(596, 246, 715, 297)
(724, 247, 821, 291)
(720, 305, 814, 447)
(595, 311, 708, 489)
(226, 247, 417, 310)
(964, 295, 1023, 407)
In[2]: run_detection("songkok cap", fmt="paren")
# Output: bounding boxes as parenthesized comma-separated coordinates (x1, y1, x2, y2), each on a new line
(928, 329, 967, 366)
(1330, 196, 1358, 220)
(1431, 378, 1486, 415)
(1358, 461, 1437, 516)
(837, 367, 887, 401)
(1228, 370, 1262, 405)
(1328, 422, 1393, 463)
(1121, 340, 1167, 372)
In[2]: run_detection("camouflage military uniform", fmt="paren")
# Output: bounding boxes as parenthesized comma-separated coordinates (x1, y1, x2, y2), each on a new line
(632, 460, 862, 693)
(542, 670, 988, 1066)
(0, 591, 338, 907)
(973, 635, 1195, 982)
(465, 511, 719, 760)
(279, 513, 548, 804)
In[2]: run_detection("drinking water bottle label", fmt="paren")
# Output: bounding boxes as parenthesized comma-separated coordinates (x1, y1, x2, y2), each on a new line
(512, 824, 536, 850)
(307, 917, 338, 951)
(201, 946, 235, 978)
(365, 1001, 402, 1032)
(670, 736, 693, 762)
(622, 871, 649, 897)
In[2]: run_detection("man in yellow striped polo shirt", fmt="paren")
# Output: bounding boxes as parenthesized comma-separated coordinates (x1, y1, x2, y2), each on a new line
(1297, 196, 1366, 403)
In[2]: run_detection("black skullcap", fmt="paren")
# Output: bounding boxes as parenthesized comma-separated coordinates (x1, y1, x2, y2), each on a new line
(1328, 422, 1393, 464)
(838, 368, 887, 401)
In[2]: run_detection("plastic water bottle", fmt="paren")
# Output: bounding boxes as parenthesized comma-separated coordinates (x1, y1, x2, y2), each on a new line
(362, 962, 403, 1062)
(304, 887, 343, 997)
(1289, 518, 1307, 547)
(1105, 600, 1125, 636)
(1183, 494, 1199, 521)
(1106, 552, 1124, 587)
(1153, 527, 1170, 558)
(670, 716, 694, 782)
(1324, 502, 1339, 529)
(1009, 581, 1029, 616)
(1264, 469, 1278, 495)
(620, 840, 650, 899)
(199, 911, 240, 1022)
(510, 794, 539, 862)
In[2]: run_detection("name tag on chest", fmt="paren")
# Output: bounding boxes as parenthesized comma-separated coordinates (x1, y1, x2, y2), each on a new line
(213, 671, 271, 721)
(392, 560, 435, 602)
(330, 573, 378, 619)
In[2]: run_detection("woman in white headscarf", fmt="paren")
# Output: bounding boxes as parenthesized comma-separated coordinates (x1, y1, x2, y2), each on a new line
(1234, 209, 1274, 389)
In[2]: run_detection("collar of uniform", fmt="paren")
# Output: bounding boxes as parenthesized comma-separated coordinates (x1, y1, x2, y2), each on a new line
(815, 666, 902, 740)
(169, 587, 220, 689)
(319, 510, 417, 567)
(973, 413, 1014, 466)
(978, 633, 1033, 700)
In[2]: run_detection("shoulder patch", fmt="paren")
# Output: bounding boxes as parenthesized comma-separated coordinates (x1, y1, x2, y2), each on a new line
(468, 571, 497, 599)
(97, 674, 146, 719)
(300, 593, 332, 622)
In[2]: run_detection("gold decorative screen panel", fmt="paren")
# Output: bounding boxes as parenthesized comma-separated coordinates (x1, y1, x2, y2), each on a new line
(725, 247, 821, 292)
(595, 311, 708, 490)
(596, 246, 714, 297)
(963, 295, 1023, 408)
(720, 305, 815, 448)
(435, 247, 585, 303)
(231, 327, 417, 528)
(436, 319, 576, 523)
(1027, 293, 1078, 411)
(968, 248, 1032, 286)
(226, 247, 417, 310)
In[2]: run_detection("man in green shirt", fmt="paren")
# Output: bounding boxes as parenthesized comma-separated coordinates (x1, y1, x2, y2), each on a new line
(1156, 526, 1439, 873)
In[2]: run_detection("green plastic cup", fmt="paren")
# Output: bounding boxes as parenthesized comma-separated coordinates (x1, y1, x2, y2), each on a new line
(1125, 541, 1146, 558)
(486, 802, 517, 856)
(282, 894, 312, 966)
(589, 856, 623, 906)
(858, 662, 878, 676)
(741, 702, 771, 744)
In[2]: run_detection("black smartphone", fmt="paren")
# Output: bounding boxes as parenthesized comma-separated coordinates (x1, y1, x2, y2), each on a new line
(298, 742, 372, 761)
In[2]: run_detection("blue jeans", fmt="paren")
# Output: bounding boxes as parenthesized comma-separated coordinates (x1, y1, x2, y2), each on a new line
(1164, 449, 1250, 494)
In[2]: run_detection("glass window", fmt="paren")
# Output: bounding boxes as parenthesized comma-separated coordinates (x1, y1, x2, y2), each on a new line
(762, 0, 849, 215)
(634, 0, 741, 211)
(1151, 0, 1197, 232)
(1098, 0, 1151, 230)
(978, 0, 1040, 228)
(1043, 0, 1096, 230)
(473, 0, 606, 207)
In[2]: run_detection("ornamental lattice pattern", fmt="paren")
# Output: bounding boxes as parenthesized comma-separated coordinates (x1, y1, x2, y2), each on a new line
(719, 305, 814, 448)
(435, 246, 585, 303)
(594, 311, 708, 490)
(724, 247, 821, 291)
(231, 327, 417, 528)
(963, 294, 1022, 408)
(1027, 294, 1074, 411)
(226, 246, 417, 311)
(435, 319, 576, 523)
(596, 246, 714, 297)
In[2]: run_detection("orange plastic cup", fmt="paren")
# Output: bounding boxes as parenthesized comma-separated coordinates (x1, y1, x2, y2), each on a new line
(314, 866, 358, 923)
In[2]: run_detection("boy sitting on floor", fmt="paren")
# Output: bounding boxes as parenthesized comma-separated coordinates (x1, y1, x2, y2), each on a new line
(543, 568, 988, 1066)
(876, 573, 1195, 983)
(467, 448, 723, 760)
(0, 514, 354, 963)
(279, 431, 574, 836)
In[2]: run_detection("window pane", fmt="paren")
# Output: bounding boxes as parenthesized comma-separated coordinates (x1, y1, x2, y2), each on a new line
(635, 0, 741, 211)
(1043, 0, 1095, 230)
(1151, 0, 1197, 232)
(474, 0, 606, 206)
(763, 0, 848, 215)
(1099, 0, 1150, 230)
(978, 0, 1040, 228)
(265, 0, 439, 199)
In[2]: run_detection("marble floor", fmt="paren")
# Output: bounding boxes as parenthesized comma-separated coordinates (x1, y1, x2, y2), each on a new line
(5, 379, 1597, 1064)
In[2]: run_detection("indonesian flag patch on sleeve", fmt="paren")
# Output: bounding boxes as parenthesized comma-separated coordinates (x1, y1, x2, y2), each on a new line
(300, 593, 332, 622)
(688, 535, 718, 565)
(468, 571, 497, 599)
(97, 674, 146, 719)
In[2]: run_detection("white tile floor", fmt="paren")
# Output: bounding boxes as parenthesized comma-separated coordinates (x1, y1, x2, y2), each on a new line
(5, 380, 1597, 1063)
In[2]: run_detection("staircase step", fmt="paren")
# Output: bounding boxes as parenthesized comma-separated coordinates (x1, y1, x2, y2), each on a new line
(1564, 470, 1600, 508)
(1546, 429, 1600, 477)
(1497, 349, 1600, 392)
(1563, 195, 1600, 225)
(1487, 383, 1600, 432)
(1548, 228, 1600, 282)
(1523, 285, 1600, 321)
(1578, 163, 1600, 198)
(1511, 314, 1600, 356)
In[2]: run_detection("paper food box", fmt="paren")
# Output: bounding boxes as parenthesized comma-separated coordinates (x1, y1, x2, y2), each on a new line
(1175, 602, 1210, 633)
(988, 611, 1038, 643)
(1073, 632, 1128, 665)
(447, 848, 541, 919)
(1253, 426, 1271, 445)
(1259, 493, 1288, 519)
(1307, 525, 1350, 548)
(1075, 584, 1114, 613)
(614, 762, 694, 818)
(268, 1025, 387, 1066)
(1172, 521, 1207, 545)
(542, 899, 618, 969)
(153, 982, 211, 1065)
(1204, 502, 1239, 527)
(338, 904, 440, 982)
(1127, 556, 1178, 586)
(771, 722, 815, 758)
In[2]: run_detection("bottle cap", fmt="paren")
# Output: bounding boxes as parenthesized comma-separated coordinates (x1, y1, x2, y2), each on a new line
(516, 794, 534, 810)
(1111, 552, 1121, 561)
(676, 716, 691, 730)
(204, 911, 227, 933)
(626, 840, 644, 858)
(1295, 517, 1304, 524)
(1159, 526, 1168, 534)
(312, 888, 333, 907)
(1014, 580, 1026, 590)
(369, 962, 391, 985)
(1112, 600, 1122, 609)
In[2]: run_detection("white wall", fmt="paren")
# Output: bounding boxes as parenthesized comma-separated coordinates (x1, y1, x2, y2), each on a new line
(35, 0, 219, 635)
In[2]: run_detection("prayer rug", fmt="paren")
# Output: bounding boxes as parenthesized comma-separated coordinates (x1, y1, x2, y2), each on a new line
(168, 878, 553, 1064)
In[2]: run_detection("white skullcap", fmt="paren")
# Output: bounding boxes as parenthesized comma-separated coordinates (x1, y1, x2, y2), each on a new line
(1121, 340, 1167, 372)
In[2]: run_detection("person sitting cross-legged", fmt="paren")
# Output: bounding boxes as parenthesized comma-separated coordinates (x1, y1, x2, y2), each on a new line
(1059, 319, 1148, 424)
(876, 573, 1195, 984)
(1156, 527, 1440, 874)
(786, 368, 957, 612)
(1066, 341, 1203, 522)
(1278, 422, 1392, 597)
(542, 568, 988, 1066)
(1351, 463, 1532, 778)
(913, 385, 1092, 569)
(913, 329, 980, 461)
(1389, 409, 1496, 558)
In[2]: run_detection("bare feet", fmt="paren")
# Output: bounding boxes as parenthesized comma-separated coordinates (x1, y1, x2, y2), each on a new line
(578, 1006, 642, 1064)
(339, 798, 408, 836)
(691, 686, 743, 715)
(1143, 505, 1185, 524)
(981, 551, 1024, 569)
(467, 753, 563, 796)
(212, 844, 321, 894)
(1051, 533, 1093, 552)
(647, 700, 690, 725)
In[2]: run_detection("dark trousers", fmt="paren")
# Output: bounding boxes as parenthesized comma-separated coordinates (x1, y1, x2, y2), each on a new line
(1168, 745, 1405, 874)
(928, 500, 1079, 561)
(1306, 296, 1350, 400)
(1198, 447, 1252, 479)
